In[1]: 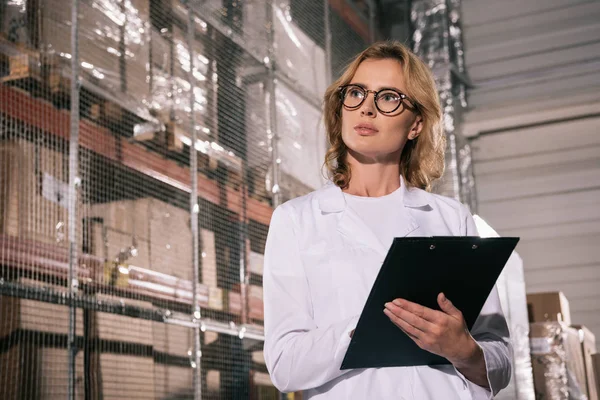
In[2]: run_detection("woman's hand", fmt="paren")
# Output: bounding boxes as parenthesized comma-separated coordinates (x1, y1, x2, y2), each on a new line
(383, 293, 485, 376)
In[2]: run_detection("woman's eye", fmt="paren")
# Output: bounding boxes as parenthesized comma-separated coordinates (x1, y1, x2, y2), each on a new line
(349, 89, 363, 98)
(381, 93, 399, 102)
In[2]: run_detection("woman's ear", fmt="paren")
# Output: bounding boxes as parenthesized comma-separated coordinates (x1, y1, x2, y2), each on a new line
(408, 116, 423, 140)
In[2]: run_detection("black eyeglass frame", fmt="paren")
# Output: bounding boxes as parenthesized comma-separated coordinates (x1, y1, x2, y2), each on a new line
(338, 84, 419, 114)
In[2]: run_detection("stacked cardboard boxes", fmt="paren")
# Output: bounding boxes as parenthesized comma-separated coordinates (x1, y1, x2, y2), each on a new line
(527, 292, 599, 400)
(529, 322, 587, 399)
(0, 140, 74, 247)
(245, 80, 326, 198)
(153, 322, 194, 397)
(0, 278, 85, 400)
(42, 0, 151, 107)
(528, 292, 571, 325)
(87, 198, 193, 281)
(90, 295, 156, 399)
(573, 325, 599, 400)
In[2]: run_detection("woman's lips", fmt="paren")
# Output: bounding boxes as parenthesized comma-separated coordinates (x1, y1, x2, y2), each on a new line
(354, 124, 379, 135)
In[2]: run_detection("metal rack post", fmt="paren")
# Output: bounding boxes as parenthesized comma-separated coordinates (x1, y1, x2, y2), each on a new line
(266, 0, 281, 208)
(68, 0, 81, 398)
(185, 6, 203, 400)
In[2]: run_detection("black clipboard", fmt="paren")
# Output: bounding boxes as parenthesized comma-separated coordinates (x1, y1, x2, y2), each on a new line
(340, 236, 519, 370)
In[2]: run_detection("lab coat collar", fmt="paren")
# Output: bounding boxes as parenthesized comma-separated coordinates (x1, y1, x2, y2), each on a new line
(317, 175, 428, 257)
(317, 175, 431, 213)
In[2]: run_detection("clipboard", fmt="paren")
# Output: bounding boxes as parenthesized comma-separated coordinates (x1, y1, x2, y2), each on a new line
(340, 236, 519, 370)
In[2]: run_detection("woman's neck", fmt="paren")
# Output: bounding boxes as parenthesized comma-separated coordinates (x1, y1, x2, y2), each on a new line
(343, 155, 401, 198)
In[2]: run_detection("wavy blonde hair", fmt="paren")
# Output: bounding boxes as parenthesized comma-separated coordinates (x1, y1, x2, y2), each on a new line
(323, 41, 445, 191)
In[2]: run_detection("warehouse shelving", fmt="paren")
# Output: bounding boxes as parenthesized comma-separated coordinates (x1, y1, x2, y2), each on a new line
(0, 1, 371, 398)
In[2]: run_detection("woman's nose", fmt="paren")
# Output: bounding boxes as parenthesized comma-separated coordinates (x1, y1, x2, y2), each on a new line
(360, 92, 376, 116)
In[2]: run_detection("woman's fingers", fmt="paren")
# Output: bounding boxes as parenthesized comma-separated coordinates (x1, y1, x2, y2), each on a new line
(384, 302, 437, 333)
(391, 298, 444, 323)
(384, 308, 422, 340)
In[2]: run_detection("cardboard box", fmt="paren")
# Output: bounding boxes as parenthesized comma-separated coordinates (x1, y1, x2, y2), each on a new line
(0, 278, 85, 399)
(593, 354, 600, 399)
(530, 322, 587, 399)
(249, 251, 264, 276)
(88, 221, 152, 277)
(154, 363, 193, 398)
(0, 140, 74, 246)
(206, 369, 221, 392)
(201, 228, 217, 287)
(0, 278, 84, 338)
(527, 292, 571, 325)
(252, 350, 266, 366)
(153, 322, 193, 357)
(93, 294, 154, 346)
(573, 325, 598, 400)
(249, 284, 264, 321)
(0, 345, 85, 400)
(96, 353, 155, 399)
(88, 198, 193, 280)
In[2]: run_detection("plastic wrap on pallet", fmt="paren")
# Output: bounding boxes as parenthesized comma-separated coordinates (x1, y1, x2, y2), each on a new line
(474, 216, 535, 400)
(273, 0, 328, 100)
(245, 80, 270, 170)
(149, 24, 211, 130)
(245, 79, 326, 198)
(189, 0, 269, 62)
(276, 81, 327, 196)
(148, 28, 172, 117)
(530, 322, 588, 400)
(37, 0, 152, 117)
(0, 0, 37, 46)
(411, 0, 477, 212)
(170, 25, 210, 130)
(230, 0, 327, 99)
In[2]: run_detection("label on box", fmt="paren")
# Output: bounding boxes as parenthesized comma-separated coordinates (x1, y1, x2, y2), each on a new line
(42, 173, 69, 208)
(208, 287, 223, 311)
(530, 337, 552, 355)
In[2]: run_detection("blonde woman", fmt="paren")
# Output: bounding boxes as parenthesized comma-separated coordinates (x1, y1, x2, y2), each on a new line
(263, 41, 511, 400)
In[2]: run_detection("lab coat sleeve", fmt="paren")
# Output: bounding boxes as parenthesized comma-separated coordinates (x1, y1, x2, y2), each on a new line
(263, 205, 357, 393)
(459, 204, 513, 398)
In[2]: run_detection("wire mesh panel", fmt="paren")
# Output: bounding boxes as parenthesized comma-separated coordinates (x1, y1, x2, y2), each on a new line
(0, 0, 372, 398)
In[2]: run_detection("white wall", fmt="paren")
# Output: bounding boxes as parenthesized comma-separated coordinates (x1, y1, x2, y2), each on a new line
(462, 0, 600, 338)
(462, 0, 600, 108)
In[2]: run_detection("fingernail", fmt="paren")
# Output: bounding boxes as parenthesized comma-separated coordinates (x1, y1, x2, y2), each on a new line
(441, 293, 447, 301)
(393, 299, 402, 307)
(384, 302, 391, 308)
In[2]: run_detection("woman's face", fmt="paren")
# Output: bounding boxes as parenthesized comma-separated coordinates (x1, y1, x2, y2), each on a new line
(341, 58, 422, 164)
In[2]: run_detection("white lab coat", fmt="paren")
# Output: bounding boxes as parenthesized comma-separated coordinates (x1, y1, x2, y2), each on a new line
(263, 178, 512, 399)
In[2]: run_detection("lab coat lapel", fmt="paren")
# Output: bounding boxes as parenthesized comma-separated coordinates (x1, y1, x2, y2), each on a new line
(317, 178, 424, 258)
(337, 206, 389, 257)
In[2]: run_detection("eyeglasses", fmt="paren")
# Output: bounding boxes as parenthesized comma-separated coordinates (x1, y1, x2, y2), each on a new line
(338, 84, 418, 114)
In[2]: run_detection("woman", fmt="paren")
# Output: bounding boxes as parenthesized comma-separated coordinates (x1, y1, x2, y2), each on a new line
(263, 41, 511, 400)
